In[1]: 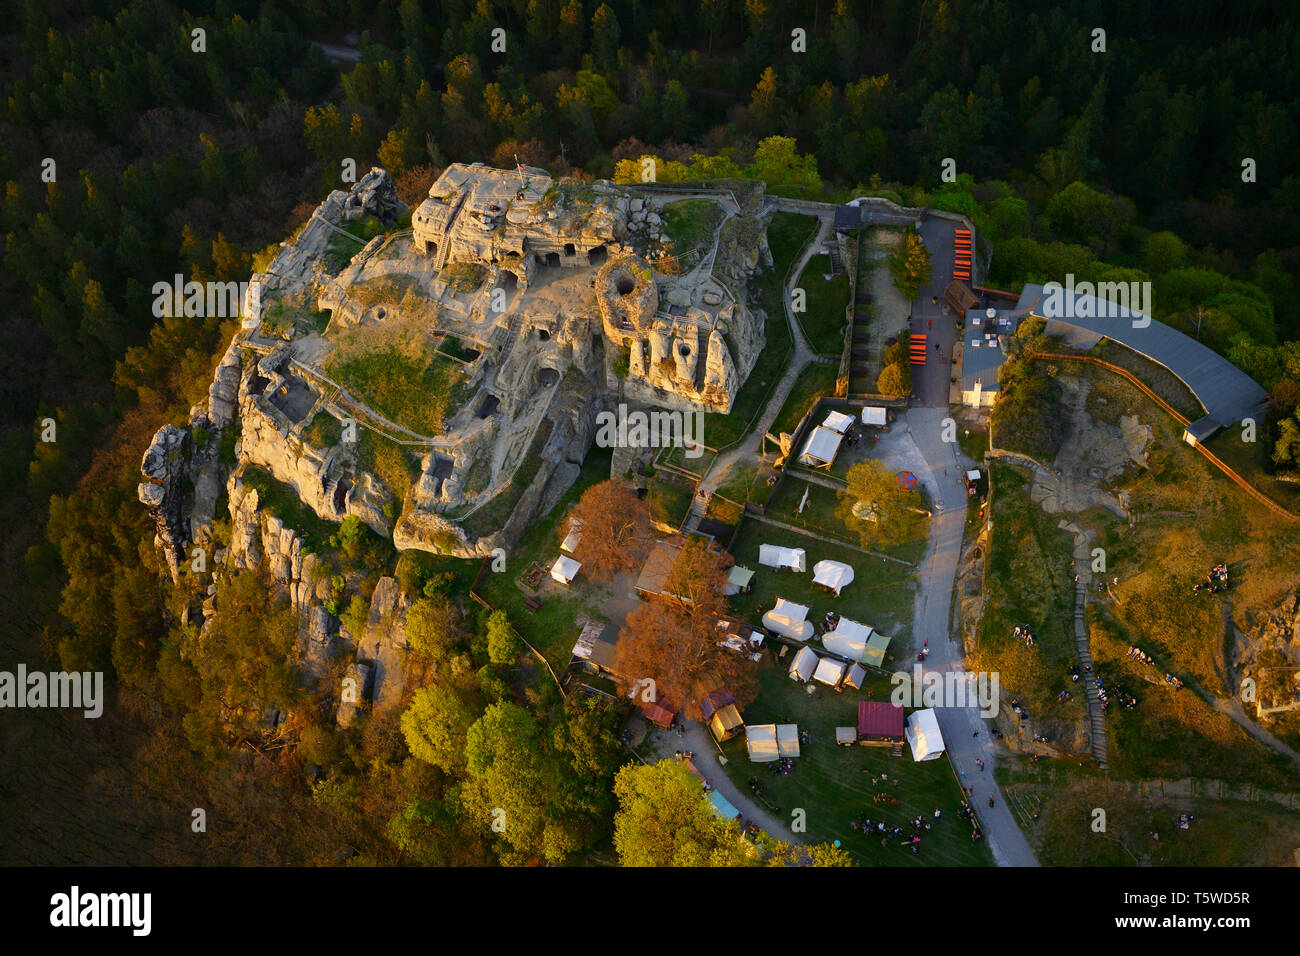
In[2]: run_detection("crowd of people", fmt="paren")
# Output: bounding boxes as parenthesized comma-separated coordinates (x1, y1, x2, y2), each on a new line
(1097, 676, 1138, 712)
(1126, 645, 1157, 665)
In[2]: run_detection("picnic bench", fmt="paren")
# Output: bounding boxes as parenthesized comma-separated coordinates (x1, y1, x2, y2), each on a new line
(524, 596, 543, 612)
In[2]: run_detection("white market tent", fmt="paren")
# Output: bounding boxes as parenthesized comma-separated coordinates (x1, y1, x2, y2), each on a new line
(550, 555, 581, 585)
(835, 726, 857, 745)
(813, 656, 846, 688)
(746, 724, 780, 762)
(822, 617, 874, 661)
(776, 724, 801, 757)
(724, 565, 755, 596)
(763, 598, 815, 641)
(812, 559, 855, 595)
(560, 518, 584, 554)
(788, 646, 819, 682)
(798, 426, 843, 468)
(861, 406, 888, 426)
(905, 708, 946, 761)
(759, 544, 806, 572)
(823, 410, 855, 434)
(843, 662, 868, 690)
(966, 469, 981, 483)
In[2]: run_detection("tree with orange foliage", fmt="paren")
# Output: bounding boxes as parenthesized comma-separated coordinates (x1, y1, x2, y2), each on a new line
(562, 480, 654, 581)
(615, 539, 755, 717)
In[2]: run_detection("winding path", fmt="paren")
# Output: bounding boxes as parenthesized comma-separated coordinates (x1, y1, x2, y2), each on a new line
(700, 214, 836, 497)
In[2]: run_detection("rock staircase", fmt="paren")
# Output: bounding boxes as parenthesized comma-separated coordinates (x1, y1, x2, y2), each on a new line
(827, 244, 845, 275)
(1074, 580, 1109, 769)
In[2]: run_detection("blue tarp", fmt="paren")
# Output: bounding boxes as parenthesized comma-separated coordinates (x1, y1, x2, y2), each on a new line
(707, 789, 740, 821)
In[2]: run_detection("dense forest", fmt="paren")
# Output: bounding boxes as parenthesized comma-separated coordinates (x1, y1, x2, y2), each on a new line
(1, 0, 1298, 864)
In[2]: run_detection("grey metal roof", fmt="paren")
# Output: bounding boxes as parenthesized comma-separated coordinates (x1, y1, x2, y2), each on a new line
(1017, 283, 1268, 427)
(959, 310, 1022, 392)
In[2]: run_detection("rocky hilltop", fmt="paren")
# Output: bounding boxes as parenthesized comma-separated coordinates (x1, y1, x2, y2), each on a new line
(134, 162, 779, 727)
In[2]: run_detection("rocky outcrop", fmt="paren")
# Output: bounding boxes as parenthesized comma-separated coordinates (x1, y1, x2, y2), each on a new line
(357, 576, 410, 713)
(226, 470, 332, 609)
(345, 167, 407, 225)
(1237, 591, 1300, 715)
(208, 342, 242, 428)
(138, 424, 191, 580)
(237, 391, 392, 539)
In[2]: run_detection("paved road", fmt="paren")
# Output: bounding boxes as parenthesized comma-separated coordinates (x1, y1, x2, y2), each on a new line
(642, 722, 800, 844)
(901, 404, 1040, 866)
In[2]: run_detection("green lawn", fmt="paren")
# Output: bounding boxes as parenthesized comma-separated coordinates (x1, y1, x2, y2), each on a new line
(773, 473, 930, 566)
(325, 343, 467, 437)
(658, 444, 716, 476)
(1203, 426, 1300, 513)
(645, 468, 696, 528)
(769, 362, 840, 437)
(971, 463, 1082, 718)
(705, 309, 791, 449)
(716, 664, 992, 866)
(727, 521, 916, 653)
(661, 199, 724, 256)
(795, 254, 852, 355)
(1087, 339, 1204, 421)
(474, 448, 614, 669)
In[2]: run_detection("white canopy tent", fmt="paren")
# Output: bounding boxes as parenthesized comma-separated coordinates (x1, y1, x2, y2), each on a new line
(746, 724, 780, 762)
(776, 724, 801, 757)
(861, 406, 888, 426)
(550, 555, 581, 585)
(763, 599, 815, 642)
(788, 646, 819, 682)
(759, 544, 806, 572)
(724, 565, 755, 595)
(822, 617, 874, 661)
(905, 708, 946, 761)
(823, 410, 855, 434)
(813, 656, 846, 688)
(560, 518, 584, 554)
(843, 662, 868, 690)
(798, 426, 843, 468)
(812, 559, 855, 595)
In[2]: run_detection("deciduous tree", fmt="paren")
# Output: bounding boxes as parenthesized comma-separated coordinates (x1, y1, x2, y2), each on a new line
(563, 480, 654, 581)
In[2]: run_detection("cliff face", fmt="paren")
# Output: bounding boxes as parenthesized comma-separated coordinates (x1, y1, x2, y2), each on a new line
(138, 424, 191, 581)
(1236, 591, 1300, 716)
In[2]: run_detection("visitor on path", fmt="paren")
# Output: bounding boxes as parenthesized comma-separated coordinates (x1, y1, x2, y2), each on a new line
(988, 796, 995, 809)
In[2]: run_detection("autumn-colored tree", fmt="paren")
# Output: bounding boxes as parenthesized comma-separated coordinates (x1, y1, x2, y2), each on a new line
(836, 459, 926, 551)
(563, 480, 654, 581)
(615, 580, 756, 718)
(662, 537, 733, 625)
(876, 361, 911, 397)
(887, 226, 933, 303)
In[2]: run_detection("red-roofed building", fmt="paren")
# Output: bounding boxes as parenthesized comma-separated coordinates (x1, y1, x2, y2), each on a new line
(857, 701, 905, 745)
(639, 700, 676, 729)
